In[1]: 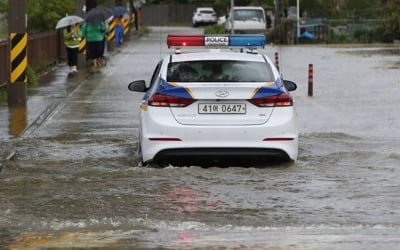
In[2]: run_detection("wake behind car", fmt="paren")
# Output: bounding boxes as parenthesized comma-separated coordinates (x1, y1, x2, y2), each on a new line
(129, 34, 298, 166)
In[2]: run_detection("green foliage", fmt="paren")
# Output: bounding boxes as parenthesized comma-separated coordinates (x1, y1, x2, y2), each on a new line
(382, 0, 400, 41)
(28, 0, 75, 32)
(0, 0, 7, 13)
(327, 28, 349, 44)
(299, 0, 339, 18)
(204, 24, 225, 34)
(268, 19, 296, 44)
(27, 65, 39, 87)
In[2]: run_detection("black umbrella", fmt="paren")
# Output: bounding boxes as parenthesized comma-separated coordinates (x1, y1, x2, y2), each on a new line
(85, 7, 113, 23)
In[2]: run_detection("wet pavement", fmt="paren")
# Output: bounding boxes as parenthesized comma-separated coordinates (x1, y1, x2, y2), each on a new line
(0, 27, 400, 249)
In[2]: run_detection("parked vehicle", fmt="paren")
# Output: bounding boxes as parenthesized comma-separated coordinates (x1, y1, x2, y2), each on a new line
(192, 7, 217, 27)
(225, 6, 267, 34)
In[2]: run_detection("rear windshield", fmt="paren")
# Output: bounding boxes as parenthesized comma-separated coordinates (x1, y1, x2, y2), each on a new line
(233, 9, 265, 21)
(200, 10, 214, 14)
(167, 60, 274, 82)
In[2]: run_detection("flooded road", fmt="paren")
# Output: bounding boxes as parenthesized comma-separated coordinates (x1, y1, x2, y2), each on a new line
(1, 27, 400, 249)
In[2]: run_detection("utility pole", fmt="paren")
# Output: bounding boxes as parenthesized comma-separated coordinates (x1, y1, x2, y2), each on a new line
(230, 0, 235, 34)
(296, 0, 300, 42)
(76, 0, 86, 82)
(8, 0, 27, 106)
(133, 0, 146, 31)
(274, 0, 281, 27)
(106, 0, 115, 53)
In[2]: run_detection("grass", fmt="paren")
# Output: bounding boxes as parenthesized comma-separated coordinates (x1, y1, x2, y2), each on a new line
(0, 65, 39, 104)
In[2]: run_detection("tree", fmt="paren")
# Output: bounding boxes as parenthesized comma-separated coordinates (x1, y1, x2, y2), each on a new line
(383, 0, 400, 40)
(342, 0, 381, 19)
(28, 0, 75, 32)
(0, 0, 6, 13)
(298, 0, 339, 18)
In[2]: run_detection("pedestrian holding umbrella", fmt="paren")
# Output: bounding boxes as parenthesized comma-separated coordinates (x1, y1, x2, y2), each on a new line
(113, 6, 128, 48)
(56, 15, 83, 74)
(82, 8, 112, 70)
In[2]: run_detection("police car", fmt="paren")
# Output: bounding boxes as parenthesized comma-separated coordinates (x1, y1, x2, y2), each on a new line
(129, 34, 298, 166)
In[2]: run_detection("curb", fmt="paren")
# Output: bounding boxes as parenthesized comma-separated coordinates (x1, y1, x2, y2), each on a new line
(0, 151, 16, 173)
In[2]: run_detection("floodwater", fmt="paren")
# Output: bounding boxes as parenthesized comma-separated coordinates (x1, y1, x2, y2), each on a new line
(1, 27, 400, 249)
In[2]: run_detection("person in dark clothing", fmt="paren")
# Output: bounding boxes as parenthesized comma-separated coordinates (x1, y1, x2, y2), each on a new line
(80, 22, 108, 68)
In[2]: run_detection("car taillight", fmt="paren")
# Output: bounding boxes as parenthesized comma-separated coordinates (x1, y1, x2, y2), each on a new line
(148, 93, 194, 107)
(249, 93, 293, 107)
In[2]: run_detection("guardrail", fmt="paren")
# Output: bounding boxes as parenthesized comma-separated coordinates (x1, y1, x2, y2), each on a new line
(0, 32, 66, 86)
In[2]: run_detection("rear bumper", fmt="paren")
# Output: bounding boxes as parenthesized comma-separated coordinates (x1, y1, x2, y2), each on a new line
(193, 17, 217, 23)
(153, 148, 291, 166)
(140, 106, 298, 165)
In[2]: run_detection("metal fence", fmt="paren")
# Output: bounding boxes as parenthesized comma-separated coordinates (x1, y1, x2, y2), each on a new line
(0, 32, 65, 86)
(141, 4, 196, 26)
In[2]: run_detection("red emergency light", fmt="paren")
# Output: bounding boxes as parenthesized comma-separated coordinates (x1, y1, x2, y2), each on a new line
(167, 35, 204, 47)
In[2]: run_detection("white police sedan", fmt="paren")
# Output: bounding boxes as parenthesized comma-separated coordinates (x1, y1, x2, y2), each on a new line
(129, 34, 298, 166)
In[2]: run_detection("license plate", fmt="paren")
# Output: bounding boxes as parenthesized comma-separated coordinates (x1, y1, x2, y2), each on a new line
(198, 103, 246, 114)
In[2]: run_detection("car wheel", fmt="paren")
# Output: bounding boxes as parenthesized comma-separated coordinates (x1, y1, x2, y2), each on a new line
(193, 22, 198, 27)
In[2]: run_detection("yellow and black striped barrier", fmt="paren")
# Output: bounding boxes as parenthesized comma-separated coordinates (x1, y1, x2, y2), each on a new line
(78, 24, 86, 54)
(107, 20, 116, 42)
(10, 32, 27, 83)
(123, 19, 129, 36)
(79, 38, 86, 54)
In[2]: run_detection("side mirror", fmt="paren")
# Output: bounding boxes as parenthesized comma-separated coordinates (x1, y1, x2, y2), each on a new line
(283, 80, 297, 92)
(128, 80, 147, 92)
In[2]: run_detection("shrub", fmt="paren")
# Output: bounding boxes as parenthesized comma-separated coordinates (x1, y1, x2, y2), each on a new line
(204, 24, 226, 35)
(27, 65, 39, 87)
(267, 19, 296, 44)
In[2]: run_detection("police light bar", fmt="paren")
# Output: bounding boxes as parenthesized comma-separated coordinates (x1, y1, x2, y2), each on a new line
(167, 34, 266, 48)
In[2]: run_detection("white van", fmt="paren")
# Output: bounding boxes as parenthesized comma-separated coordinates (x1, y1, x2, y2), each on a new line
(225, 6, 266, 34)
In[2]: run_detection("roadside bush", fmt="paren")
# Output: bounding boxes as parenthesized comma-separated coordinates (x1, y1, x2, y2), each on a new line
(353, 29, 373, 43)
(0, 65, 37, 104)
(204, 24, 226, 34)
(27, 65, 39, 87)
(326, 28, 349, 43)
(268, 19, 296, 44)
(353, 26, 395, 43)
(375, 26, 398, 43)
